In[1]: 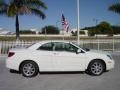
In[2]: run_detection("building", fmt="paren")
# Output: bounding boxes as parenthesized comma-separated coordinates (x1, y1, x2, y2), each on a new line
(71, 28, 88, 36)
(59, 29, 72, 36)
(30, 28, 39, 35)
(0, 28, 14, 35)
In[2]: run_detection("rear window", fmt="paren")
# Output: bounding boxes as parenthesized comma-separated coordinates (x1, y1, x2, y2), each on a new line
(37, 42, 53, 51)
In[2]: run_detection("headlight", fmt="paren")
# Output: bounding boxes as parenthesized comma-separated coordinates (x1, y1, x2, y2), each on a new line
(107, 55, 113, 60)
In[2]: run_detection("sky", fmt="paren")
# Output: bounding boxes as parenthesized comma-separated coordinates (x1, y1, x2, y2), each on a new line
(0, 0, 120, 32)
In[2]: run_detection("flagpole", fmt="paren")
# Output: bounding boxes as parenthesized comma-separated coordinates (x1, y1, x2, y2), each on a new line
(61, 21, 64, 41)
(62, 29, 65, 41)
(77, 0, 80, 45)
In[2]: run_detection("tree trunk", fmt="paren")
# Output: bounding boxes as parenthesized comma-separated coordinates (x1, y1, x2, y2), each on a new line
(16, 14, 20, 40)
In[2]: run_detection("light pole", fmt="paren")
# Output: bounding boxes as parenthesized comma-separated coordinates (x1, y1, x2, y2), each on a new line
(93, 18, 98, 26)
(93, 18, 98, 37)
(77, 0, 80, 45)
(44, 26, 47, 37)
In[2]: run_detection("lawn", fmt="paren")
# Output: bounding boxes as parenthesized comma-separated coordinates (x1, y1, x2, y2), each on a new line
(0, 35, 119, 41)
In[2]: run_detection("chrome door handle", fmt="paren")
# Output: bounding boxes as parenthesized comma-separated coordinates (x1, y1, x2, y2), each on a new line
(53, 53, 58, 55)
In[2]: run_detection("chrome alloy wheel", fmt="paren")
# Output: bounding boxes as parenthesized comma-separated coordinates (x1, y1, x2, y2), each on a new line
(22, 63, 36, 76)
(90, 62, 103, 75)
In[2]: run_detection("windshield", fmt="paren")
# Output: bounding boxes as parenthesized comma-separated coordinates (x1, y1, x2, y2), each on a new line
(72, 42, 90, 52)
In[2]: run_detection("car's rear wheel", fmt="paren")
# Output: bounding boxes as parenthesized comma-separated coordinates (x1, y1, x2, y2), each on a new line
(20, 61, 39, 77)
(87, 60, 105, 76)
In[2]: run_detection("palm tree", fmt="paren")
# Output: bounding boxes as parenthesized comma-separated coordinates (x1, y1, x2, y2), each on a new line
(108, 3, 120, 14)
(0, 0, 47, 40)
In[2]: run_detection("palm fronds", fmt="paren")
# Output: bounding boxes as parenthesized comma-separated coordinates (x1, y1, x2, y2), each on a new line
(30, 7, 46, 19)
(109, 3, 120, 14)
(0, 0, 8, 15)
(0, 0, 47, 39)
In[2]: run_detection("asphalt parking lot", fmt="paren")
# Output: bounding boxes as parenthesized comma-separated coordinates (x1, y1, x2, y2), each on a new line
(0, 53, 120, 90)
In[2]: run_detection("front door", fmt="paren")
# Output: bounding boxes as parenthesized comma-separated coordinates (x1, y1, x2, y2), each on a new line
(52, 42, 87, 71)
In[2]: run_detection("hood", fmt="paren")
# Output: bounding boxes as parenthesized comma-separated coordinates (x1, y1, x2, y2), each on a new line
(87, 49, 109, 55)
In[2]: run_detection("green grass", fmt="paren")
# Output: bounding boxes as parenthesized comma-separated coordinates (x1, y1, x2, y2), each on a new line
(0, 36, 120, 41)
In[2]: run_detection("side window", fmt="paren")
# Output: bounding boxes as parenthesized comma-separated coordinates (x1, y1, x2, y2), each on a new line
(38, 43, 53, 51)
(64, 43, 78, 52)
(53, 42, 78, 53)
(53, 42, 64, 51)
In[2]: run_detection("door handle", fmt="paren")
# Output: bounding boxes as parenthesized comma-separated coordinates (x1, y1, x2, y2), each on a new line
(53, 53, 59, 55)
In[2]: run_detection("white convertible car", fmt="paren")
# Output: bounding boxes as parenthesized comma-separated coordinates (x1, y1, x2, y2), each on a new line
(6, 40, 114, 77)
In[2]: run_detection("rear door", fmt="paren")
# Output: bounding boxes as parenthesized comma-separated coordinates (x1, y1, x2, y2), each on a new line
(36, 42, 54, 71)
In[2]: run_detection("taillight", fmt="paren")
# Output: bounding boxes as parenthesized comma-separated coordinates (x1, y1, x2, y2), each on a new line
(8, 52, 15, 57)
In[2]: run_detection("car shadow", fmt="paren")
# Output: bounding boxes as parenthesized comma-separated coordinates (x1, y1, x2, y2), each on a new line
(9, 70, 85, 75)
(9, 69, 21, 74)
(39, 71, 85, 75)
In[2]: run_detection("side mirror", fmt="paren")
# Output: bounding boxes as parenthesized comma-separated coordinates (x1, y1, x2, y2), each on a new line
(76, 49, 82, 54)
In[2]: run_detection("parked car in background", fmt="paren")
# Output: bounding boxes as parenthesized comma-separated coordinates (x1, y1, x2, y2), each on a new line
(6, 40, 115, 77)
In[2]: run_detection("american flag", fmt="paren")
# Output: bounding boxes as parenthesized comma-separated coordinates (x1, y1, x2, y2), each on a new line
(61, 14, 69, 32)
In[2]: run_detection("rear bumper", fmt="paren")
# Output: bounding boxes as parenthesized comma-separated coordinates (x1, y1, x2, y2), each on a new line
(6, 58, 19, 71)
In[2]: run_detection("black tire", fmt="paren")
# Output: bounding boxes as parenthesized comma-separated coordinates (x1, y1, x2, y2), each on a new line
(20, 61, 39, 77)
(87, 60, 105, 76)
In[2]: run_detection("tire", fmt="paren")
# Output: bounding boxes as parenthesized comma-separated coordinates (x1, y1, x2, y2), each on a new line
(20, 61, 39, 77)
(87, 60, 105, 76)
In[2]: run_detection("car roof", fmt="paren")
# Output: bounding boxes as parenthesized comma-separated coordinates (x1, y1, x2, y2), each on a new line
(37, 40, 72, 44)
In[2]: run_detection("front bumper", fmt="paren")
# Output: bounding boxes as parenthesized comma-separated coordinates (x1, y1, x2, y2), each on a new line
(106, 59, 115, 70)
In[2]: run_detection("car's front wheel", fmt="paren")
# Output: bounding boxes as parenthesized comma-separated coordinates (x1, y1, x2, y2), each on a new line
(20, 61, 39, 77)
(87, 60, 105, 76)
